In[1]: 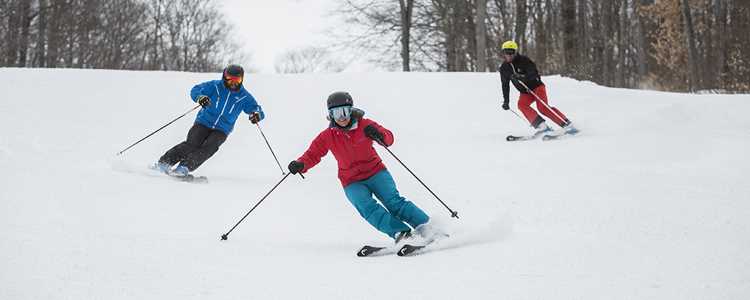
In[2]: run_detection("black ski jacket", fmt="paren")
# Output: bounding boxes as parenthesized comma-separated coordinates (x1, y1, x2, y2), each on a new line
(499, 54, 544, 102)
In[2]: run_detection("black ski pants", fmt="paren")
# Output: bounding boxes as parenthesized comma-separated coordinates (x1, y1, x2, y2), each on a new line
(158, 123, 227, 171)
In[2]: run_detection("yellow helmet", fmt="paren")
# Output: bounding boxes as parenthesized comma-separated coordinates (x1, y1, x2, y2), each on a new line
(501, 40, 518, 51)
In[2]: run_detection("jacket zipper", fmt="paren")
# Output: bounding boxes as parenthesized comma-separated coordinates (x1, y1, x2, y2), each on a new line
(213, 91, 231, 129)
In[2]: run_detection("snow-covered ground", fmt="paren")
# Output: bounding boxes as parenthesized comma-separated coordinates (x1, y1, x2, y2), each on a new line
(1, 68, 749, 299)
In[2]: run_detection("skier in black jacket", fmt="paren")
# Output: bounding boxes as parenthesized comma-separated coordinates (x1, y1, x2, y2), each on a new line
(499, 40, 579, 137)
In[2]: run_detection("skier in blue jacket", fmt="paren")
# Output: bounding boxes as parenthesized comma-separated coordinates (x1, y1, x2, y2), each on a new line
(155, 64, 264, 176)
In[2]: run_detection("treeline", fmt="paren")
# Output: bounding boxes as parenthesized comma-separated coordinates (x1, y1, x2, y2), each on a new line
(0, 0, 247, 72)
(339, 0, 750, 92)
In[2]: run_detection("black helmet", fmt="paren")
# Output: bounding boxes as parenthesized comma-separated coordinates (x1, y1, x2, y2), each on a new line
(327, 91, 353, 109)
(223, 64, 244, 78)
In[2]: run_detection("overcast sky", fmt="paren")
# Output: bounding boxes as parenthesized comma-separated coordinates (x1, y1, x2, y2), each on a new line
(219, 0, 344, 73)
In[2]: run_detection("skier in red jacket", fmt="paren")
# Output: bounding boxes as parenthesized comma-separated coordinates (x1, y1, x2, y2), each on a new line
(287, 92, 442, 244)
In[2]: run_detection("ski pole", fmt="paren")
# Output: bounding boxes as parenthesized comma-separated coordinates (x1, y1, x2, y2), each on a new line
(221, 172, 291, 241)
(509, 64, 568, 125)
(117, 104, 201, 156)
(508, 107, 533, 128)
(379, 145, 459, 219)
(255, 123, 286, 175)
(518, 79, 568, 124)
(498, 66, 534, 128)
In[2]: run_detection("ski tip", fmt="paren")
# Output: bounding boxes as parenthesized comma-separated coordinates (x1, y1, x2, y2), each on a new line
(397, 244, 425, 257)
(357, 245, 386, 257)
(506, 135, 532, 142)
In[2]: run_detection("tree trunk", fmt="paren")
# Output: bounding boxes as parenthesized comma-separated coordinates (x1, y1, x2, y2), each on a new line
(398, 0, 414, 72)
(561, 0, 576, 76)
(46, 0, 61, 67)
(633, 0, 648, 86)
(475, 0, 487, 72)
(515, 0, 527, 50)
(151, 0, 162, 70)
(576, 0, 586, 78)
(5, 1, 19, 66)
(18, 0, 32, 67)
(533, 0, 547, 70)
(35, 0, 48, 67)
(591, 1, 604, 85)
(615, 0, 626, 87)
(713, 0, 726, 88)
(681, 0, 700, 91)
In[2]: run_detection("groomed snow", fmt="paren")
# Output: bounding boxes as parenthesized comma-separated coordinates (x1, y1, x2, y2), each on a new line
(1, 68, 749, 299)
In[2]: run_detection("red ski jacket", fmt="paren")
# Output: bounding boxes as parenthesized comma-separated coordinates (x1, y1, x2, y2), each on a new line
(297, 118, 394, 187)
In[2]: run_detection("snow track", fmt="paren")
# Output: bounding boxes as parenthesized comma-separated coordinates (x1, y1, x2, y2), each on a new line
(1, 68, 749, 299)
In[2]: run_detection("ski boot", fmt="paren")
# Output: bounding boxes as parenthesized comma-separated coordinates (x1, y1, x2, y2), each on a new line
(414, 223, 449, 243)
(532, 122, 553, 139)
(153, 162, 171, 174)
(394, 230, 413, 245)
(170, 164, 190, 177)
(563, 122, 580, 135)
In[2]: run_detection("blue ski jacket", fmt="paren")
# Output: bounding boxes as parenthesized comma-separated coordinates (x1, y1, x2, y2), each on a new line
(190, 79, 264, 135)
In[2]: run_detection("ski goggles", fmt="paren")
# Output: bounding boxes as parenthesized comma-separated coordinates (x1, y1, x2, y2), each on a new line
(224, 75, 243, 85)
(328, 105, 352, 122)
(502, 49, 516, 56)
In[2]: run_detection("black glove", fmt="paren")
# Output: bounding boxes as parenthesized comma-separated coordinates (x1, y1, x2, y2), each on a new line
(364, 125, 385, 144)
(502, 101, 510, 110)
(511, 73, 526, 81)
(197, 95, 211, 108)
(288, 160, 304, 174)
(249, 112, 261, 124)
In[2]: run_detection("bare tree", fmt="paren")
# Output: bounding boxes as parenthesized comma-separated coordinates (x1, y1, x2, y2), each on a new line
(0, 0, 248, 72)
(561, 0, 576, 77)
(681, 0, 700, 91)
(274, 47, 347, 74)
(475, 0, 488, 71)
(399, 0, 415, 71)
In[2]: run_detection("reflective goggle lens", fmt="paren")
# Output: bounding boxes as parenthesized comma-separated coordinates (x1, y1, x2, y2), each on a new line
(225, 75, 242, 84)
(329, 106, 352, 121)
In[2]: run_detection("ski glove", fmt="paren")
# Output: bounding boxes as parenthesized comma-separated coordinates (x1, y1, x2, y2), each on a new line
(502, 101, 510, 110)
(288, 160, 304, 174)
(249, 112, 261, 124)
(364, 124, 385, 144)
(197, 95, 211, 108)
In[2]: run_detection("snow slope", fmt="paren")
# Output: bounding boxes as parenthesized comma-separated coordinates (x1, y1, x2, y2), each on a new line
(1, 68, 749, 299)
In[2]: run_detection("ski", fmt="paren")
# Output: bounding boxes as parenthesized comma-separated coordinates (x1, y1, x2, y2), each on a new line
(356, 245, 390, 257)
(542, 130, 579, 141)
(170, 173, 208, 183)
(506, 134, 535, 142)
(397, 244, 426, 256)
(148, 164, 208, 183)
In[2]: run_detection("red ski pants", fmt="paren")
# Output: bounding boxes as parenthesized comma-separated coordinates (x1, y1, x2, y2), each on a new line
(518, 85, 569, 127)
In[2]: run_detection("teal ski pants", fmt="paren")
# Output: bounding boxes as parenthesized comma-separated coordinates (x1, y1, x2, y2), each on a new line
(343, 169, 429, 239)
